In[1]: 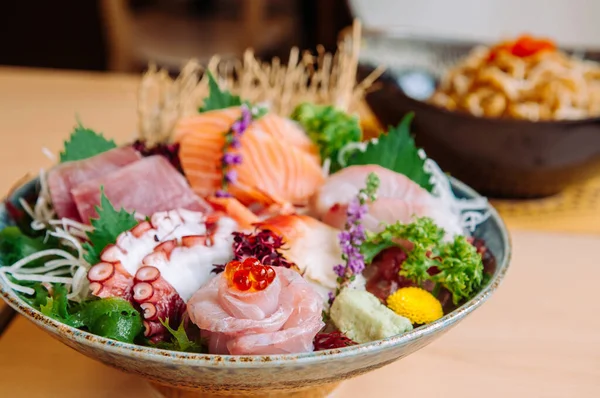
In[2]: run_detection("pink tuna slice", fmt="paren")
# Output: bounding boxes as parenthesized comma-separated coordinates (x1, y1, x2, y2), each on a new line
(71, 155, 211, 222)
(48, 146, 141, 221)
(187, 267, 324, 355)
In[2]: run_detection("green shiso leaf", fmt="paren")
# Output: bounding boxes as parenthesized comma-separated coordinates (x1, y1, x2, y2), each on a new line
(199, 71, 243, 112)
(60, 121, 117, 162)
(82, 188, 138, 265)
(346, 113, 433, 191)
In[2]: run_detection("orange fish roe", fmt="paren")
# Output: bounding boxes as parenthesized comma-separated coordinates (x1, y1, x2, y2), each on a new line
(225, 257, 276, 292)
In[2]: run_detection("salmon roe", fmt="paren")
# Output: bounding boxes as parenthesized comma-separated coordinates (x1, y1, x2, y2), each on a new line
(225, 257, 276, 292)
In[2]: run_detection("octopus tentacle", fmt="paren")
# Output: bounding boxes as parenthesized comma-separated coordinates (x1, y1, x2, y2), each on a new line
(88, 261, 133, 300)
(133, 265, 186, 342)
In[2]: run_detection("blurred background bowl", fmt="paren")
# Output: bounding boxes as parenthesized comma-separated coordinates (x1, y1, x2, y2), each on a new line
(357, 28, 600, 198)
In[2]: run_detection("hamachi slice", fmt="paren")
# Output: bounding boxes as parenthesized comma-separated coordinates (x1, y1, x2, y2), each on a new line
(254, 215, 341, 297)
(175, 107, 325, 208)
(71, 155, 211, 222)
(48, 146, 141, 221)
(187, 266, 324, 355)
(310, 165, 463, 236)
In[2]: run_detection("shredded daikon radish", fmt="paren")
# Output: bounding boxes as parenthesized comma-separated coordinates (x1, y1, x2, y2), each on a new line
(19, 169, 56, 232)
(9, 273, 73, 284)
(9, 169, 92, 301)
(419, 150, 490, 233)
(42, 147, 56, 162)
(321, 157, 331, 178)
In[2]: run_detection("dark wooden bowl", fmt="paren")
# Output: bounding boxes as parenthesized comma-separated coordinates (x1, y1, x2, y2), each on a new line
(358, 32, 600, 198)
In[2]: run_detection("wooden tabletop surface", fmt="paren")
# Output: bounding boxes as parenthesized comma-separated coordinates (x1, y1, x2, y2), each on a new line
(0, 67, 599, 397)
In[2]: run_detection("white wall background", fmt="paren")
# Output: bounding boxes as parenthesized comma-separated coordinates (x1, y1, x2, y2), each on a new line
(349, 0, 600, 48)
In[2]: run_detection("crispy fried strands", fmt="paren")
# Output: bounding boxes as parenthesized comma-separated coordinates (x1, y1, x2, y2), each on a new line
(429, 36, 600, 121)
(137, 20, 385, 146)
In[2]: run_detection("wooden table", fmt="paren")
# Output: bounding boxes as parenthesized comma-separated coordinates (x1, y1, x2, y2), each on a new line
(0, 67, 599, 397)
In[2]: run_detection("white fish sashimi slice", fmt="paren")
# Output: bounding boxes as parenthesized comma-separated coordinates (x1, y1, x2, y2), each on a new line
(187, 276, 292, 334)
(311, 164, 463, 237)
(219, 276, 282, 320)
(187, 267, 324, 355)
(311, 165, 432, 216)
(227, 269, 324, 355)
(254, 215, 341, 293)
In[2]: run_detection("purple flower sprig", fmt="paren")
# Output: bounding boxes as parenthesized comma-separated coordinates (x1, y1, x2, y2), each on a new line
(330, 172, 380, 304)
(216, 104, 265, 198)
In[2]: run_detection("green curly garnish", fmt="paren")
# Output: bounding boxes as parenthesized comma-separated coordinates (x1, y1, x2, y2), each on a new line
(291, 103, 362, 172)
(361, 217, 484, 305)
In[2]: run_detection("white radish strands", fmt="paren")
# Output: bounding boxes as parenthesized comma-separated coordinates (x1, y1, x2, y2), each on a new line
(8, 169, 92, 300)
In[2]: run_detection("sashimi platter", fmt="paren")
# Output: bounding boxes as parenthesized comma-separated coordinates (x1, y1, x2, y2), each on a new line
(0, 24, 497, 358)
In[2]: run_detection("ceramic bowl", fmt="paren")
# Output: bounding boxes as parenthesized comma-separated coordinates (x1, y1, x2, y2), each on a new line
(358, 30, 600, 198)
(0, 177, 511, 397)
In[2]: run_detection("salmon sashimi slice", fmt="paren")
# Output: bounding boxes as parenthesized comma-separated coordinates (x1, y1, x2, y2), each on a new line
(175, 107, 325, 207)
(48, 146, 142, 221)
(254, 113, 319, 158)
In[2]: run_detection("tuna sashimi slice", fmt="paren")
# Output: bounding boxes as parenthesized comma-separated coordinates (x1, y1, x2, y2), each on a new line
(48, 146, 141, 220)
(71, 155, 211, 222)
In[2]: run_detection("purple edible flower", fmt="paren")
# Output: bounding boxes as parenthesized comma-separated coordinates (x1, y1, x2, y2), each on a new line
(231, 105, 252, 135)
(215, 190, 232, 198)
(346, 199, 367, 224)
(327, 291, 336, 306)
(333, 264, 346, 277)
(331, 174, 381, 299)
(218, 104, 263, 196)
(230, 136, 241, 149)
(224, 170, 238, 184)
(222, 152, 242, 165)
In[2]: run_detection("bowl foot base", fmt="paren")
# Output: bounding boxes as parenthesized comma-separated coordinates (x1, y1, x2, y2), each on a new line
(150, 382, 341, 398)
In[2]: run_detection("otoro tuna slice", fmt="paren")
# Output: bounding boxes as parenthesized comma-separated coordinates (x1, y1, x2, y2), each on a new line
(48, 146, 141, 221)
(71, 155, 211, 222)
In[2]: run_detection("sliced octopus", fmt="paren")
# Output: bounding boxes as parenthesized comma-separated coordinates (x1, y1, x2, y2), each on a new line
(87, 208, 237, 342)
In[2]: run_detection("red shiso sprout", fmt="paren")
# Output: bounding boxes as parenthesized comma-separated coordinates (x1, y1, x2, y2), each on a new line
(212, 230, 295, 273)
(313, 331, 357, 351)
(132, 140, 182, 173)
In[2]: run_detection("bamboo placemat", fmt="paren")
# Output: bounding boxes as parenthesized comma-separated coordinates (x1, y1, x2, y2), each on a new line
(490, 176, 600, 234)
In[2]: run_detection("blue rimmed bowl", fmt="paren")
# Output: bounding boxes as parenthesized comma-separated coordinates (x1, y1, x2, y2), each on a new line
(0, 177, 511, 397)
